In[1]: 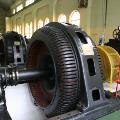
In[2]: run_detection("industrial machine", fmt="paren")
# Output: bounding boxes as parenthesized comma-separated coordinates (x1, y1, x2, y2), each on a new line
(105, 26, 120, 54)
(0, 23, 120, 120)
(0, 31, 27, 67)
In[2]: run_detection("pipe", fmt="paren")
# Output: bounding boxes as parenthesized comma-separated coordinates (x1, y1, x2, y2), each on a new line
(0, 67, 47, 86)
(16, 69, 47, 84)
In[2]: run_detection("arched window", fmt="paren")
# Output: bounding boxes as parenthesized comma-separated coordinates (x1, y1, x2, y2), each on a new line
(16, 25, 22, 34)
(44, 17, 49, 25)
(25, 22, 33, 38)
(38, 19, 43, 28)
(69, 10, 80, 26)
(25, 23, 29, 38)
(29, 22, 32, 37)
(16, 4, 23, 12)
(58, 14, 67, 23)
(26, 0, 35, 6)
(13, 9, 15, 14)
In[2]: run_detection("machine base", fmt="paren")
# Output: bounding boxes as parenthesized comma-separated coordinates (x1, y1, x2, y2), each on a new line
(50, 98, 120, 120)
(1, 98, 120, 120)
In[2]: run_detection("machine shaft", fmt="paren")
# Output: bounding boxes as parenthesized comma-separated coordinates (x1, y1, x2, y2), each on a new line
(15, 69, 47, 84)
(0, 67, 47, 86)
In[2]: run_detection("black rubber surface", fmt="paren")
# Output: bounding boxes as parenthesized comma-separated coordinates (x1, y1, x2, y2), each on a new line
(27, 24, 80, 117)
(0, 105, 11, 120)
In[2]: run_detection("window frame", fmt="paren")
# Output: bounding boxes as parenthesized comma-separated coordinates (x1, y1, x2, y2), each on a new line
(16, 25, 22, 34)
(44, 17, 50, 25)
(69, 10, 80, 26)
(12, 9, 16, 14)
(25, 0, 35, 6)
(25, 22, 33, 38)
(58, 14, 67, 23)
(37, 19, 44, 28)
(16, 4, 23, 12)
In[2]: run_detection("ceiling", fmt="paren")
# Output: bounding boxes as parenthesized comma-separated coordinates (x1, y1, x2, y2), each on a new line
(0, 0, 16, 10)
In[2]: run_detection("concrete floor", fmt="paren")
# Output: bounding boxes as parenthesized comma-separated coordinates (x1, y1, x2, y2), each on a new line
(5, 84, 47, 120)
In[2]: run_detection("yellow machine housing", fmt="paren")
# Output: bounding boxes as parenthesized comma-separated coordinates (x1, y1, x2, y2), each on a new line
(97, 46, 120, 92)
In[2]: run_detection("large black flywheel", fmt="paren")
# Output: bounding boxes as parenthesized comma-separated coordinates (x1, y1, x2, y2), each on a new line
(27, 23, 80, 117)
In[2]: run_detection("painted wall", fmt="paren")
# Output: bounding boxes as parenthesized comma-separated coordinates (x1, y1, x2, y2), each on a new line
(90, 0, 120, 43)
(6, 0, 120, 43)
(106, 0, 120, 41)
(7, 0, 88, 34)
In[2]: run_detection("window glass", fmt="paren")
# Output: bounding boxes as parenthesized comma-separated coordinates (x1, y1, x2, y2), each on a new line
(16, 4, 23, 12)
(69, 10, 80, 26)
(44, 18, 49, 25)
(13, 9, 15, 14)
(38, 19, 43, 28)
(17, 25, 22, 34)
(25, 22, 32, 38)
(26, 0, 35, 6)
(29, 22, 33, 37)
(58, 14, 67, 23)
